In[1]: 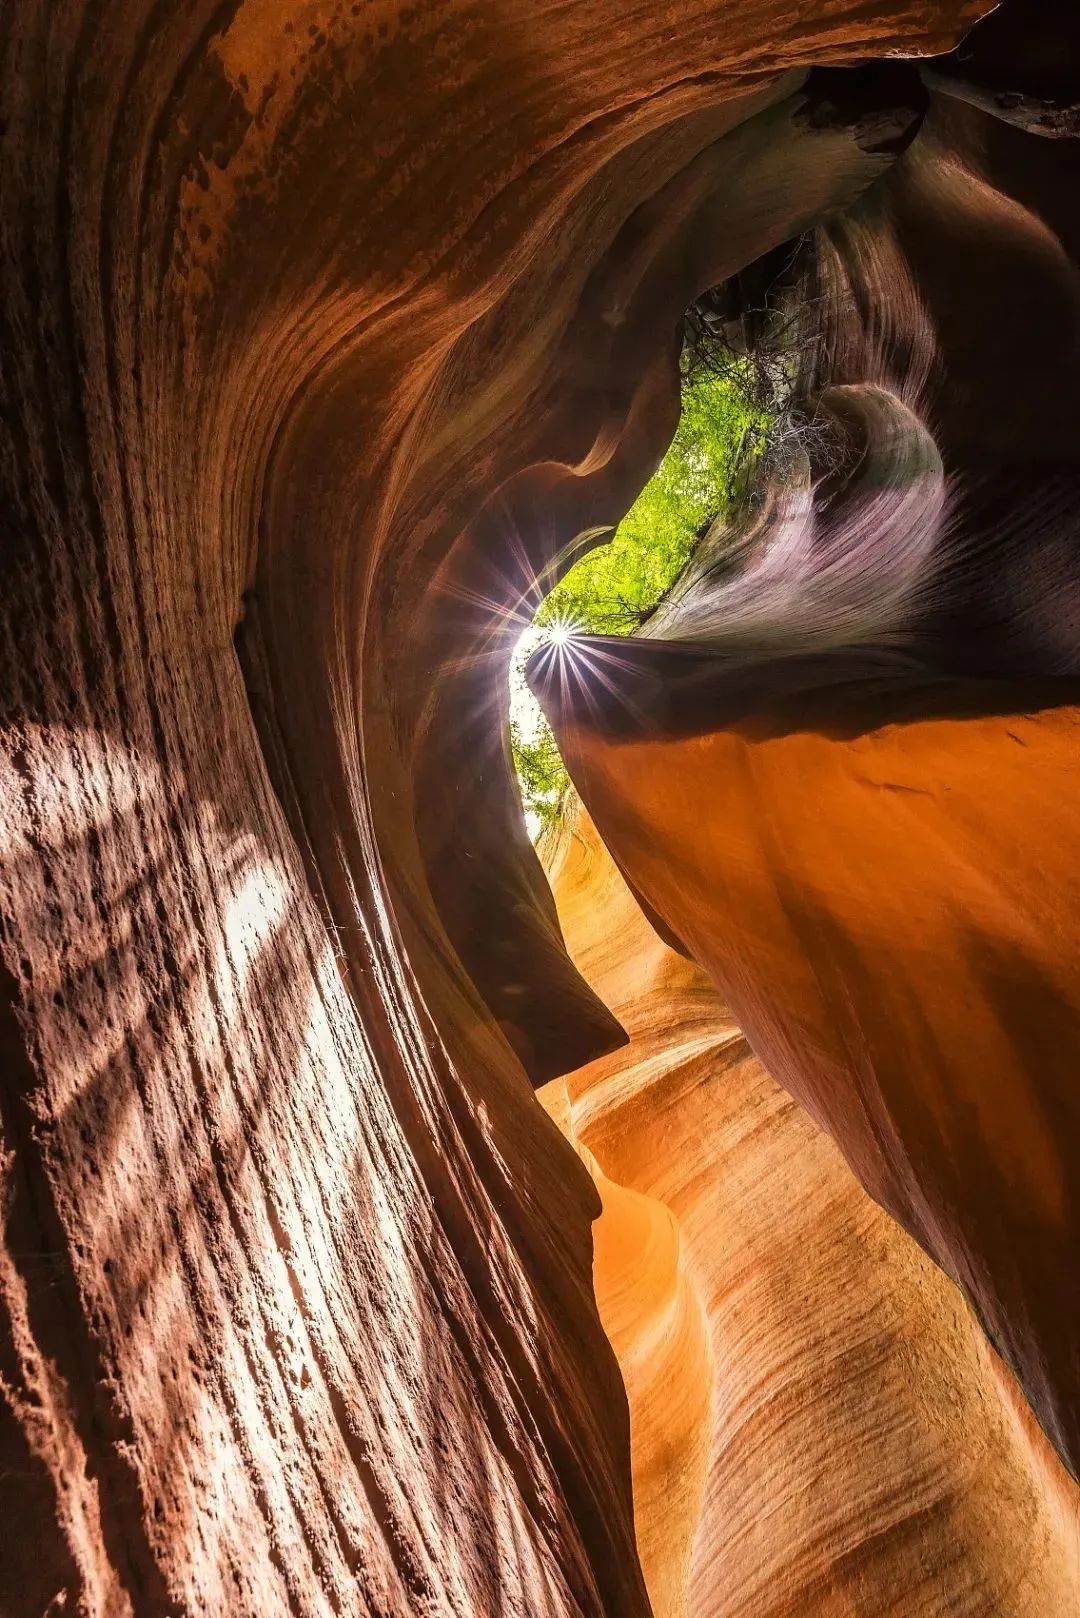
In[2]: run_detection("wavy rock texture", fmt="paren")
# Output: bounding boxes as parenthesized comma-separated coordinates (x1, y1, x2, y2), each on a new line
(0, 2, 998, 1612)
(534, 1, 1080, 1495)
(540, 800, 1080, 1618)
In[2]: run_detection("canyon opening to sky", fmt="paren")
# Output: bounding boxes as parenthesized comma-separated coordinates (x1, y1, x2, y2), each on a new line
(508, 314, 770, 837)
(2, 2, 1080, 1616)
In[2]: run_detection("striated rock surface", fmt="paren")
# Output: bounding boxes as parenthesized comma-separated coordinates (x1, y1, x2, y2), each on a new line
(7, 0, 1075, 1612)
(540, 800, 1080, 1617)
(547, 689, 1080, 1487)
(535, 0, 1080, 1493)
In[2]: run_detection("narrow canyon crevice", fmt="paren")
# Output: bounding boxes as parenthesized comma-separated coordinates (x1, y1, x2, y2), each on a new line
(532, 2, 1080, 1483)
(2, 2, 1079, 1615)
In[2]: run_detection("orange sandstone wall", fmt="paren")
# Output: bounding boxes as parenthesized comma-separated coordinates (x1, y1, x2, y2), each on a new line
(533, 15, 1080, 1499)
(549, 696, 1080, 1493)
(541, 803, 1080, 1617)
(0, 3, 990, 1612)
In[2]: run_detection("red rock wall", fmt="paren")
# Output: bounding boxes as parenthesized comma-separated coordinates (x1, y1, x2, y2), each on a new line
(0, 3, 989, 1612)
(541, 801, 1080, 1617)
(547, 695, 1080, 1490)
(535, 12, 1080, 1492)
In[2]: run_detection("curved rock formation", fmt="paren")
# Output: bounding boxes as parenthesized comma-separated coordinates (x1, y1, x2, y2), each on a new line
(541, 800, 1080, 1617)
(534, 0, 1080, 1490)
(545, 681, 1080, 1480)
(3, 0, 1075, 1612)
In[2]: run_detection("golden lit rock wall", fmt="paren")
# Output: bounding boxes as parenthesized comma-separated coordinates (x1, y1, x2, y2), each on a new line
(542, 803, 1080, 1617)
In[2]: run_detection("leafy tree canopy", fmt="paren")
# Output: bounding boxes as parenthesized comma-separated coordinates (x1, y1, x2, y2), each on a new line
(511, 362, 767, 832)
(508, 713, 569, 831)
(535, 362, 767, 636)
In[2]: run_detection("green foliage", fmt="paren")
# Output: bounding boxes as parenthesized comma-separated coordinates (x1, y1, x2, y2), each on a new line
(536, 363, 768, 637)
(508, 718, 569, 829)
(511, 362, 769, 833)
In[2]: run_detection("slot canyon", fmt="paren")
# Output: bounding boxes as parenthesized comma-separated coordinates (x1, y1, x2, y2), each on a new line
(2, 1, 1079, 1614)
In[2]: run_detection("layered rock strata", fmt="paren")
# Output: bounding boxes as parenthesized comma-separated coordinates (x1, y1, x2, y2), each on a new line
(541, 801, 1080, 1618)
(535, 0, 1080, 1492)
(4, 0, 1069, 1612)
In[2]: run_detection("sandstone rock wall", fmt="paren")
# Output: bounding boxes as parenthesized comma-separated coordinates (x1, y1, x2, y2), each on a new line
(541, 801, 1080, 1617)
(0, 3, 990, 1612)
(535, 7, 1080, 1489)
